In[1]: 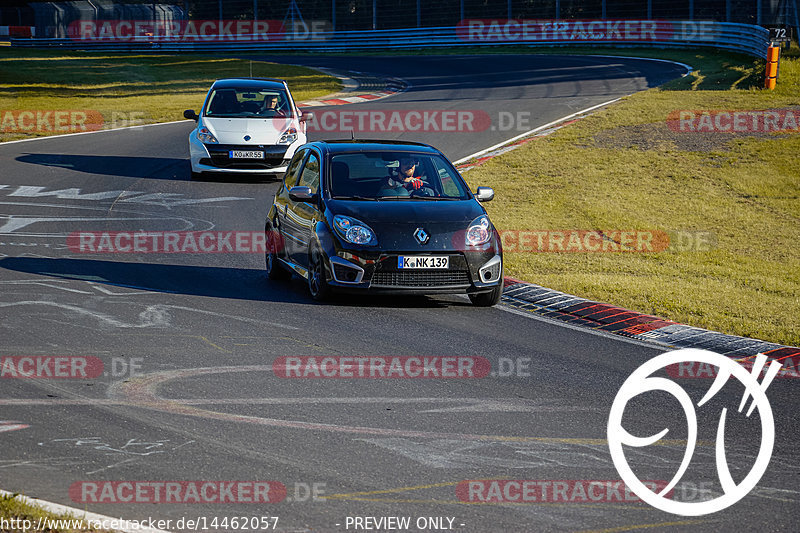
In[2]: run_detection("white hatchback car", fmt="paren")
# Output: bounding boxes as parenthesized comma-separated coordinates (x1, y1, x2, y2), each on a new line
(185, 78, 312, 179)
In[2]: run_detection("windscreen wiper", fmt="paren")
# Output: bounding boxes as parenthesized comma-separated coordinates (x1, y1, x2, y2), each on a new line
(332, 195, 378, 201)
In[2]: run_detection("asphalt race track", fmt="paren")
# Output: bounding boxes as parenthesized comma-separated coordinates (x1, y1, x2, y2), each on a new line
(1, 55, 798, 532)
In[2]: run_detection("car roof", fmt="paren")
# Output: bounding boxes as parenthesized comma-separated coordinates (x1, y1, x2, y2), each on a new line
(211, 78, 287, 90)
(306, 140, 441, 156)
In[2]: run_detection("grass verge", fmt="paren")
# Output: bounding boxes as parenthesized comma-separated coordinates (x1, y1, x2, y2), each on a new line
(0, 493, 110, 532)
(461, 46, 799, 346)
(0, 48, 341, 142)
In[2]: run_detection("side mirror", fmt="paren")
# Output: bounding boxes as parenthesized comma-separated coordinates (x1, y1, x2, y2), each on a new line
(289, 186, 317, 203)
(299, 111, 314, 123)
(475, 186, 494, 202)
(183, 109, 199, 121)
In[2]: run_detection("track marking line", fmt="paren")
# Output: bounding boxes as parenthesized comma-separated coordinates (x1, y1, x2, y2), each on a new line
(453, 97, 623, 165)
(575, 519, 710, 533)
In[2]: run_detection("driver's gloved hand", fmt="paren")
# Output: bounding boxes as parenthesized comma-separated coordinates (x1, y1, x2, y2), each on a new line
(406, 178, 424, 189)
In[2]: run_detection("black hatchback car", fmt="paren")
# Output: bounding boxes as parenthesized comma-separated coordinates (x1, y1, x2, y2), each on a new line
(264, 140, 503, 306)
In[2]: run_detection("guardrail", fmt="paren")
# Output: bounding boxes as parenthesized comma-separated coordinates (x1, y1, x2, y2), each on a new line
(10, 21, 770, 59)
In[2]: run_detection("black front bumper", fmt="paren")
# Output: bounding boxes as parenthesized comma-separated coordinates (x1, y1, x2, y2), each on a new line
(325, 251, 501, 294)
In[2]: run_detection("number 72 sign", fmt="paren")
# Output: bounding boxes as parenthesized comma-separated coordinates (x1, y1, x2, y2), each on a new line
(768, 27, 791, 42)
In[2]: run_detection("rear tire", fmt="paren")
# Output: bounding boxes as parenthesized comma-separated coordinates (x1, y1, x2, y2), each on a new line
(469, 283, 503, 307)
(307, 245, 331, 301)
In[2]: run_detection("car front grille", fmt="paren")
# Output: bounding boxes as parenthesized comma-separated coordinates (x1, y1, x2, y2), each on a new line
(202, 144, 288, 169)
(370, 270, 471, 288)
(201, 156, 287, 169)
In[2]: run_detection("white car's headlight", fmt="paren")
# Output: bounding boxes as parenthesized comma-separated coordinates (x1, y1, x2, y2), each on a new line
(278, 127, 298, 145)
(197, 127, 218, 144)
(333, 215, 377, 246)
(465, 215, 492, 246)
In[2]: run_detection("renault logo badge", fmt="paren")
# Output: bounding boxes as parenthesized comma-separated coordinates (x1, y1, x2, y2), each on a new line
(414, 228, 429, 244)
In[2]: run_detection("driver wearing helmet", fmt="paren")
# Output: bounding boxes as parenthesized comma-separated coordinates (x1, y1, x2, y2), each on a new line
(384, 156, 427, 192)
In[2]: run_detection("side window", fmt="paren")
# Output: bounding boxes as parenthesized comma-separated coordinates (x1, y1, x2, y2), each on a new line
(283, 149, 307, 188)
(297, 152, 320, 194)
(432, 157, 460, 197)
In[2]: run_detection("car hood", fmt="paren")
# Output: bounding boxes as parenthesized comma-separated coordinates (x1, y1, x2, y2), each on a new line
(202, 117, 295, 145)
(327, 199, 488, 251)
(327, 198, 484, 223)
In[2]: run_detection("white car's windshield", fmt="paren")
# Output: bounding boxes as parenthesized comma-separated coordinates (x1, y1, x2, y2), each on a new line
(204, 87, 293, 118)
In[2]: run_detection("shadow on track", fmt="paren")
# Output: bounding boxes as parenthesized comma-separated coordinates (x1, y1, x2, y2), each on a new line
(0, 257, 459, 308)
(16, 153, 190, 180)
(14, 154, 277, 184)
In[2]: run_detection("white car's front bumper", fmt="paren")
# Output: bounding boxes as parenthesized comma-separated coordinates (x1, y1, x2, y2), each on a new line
(188, 131, 299, 176)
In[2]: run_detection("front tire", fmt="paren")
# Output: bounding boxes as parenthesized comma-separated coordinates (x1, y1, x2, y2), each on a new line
(469, 283, 503, 307)
(265, 225, 290, 281)
(307, 245, 331, 301)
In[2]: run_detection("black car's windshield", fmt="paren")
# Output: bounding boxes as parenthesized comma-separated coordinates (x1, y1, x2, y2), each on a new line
(204, 87, 293, 118)
(328, 152, 471, 200)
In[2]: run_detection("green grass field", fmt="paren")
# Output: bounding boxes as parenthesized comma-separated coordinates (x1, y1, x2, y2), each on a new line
(0, 48, 341, 142)
(460, 47, 799, 346)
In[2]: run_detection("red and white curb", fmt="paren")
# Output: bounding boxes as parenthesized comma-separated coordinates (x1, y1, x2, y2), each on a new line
(501, 278, 800, 370)
(298, 76, 408, 107)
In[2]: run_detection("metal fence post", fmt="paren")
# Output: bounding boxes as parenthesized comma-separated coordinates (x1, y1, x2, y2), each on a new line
(794, 0, 800, 46)
(332, 0, 336, 31)
(555, 0, 560, 19)
(417, 0, 421, 27)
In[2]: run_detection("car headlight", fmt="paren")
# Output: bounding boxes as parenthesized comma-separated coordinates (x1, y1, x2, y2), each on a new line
(197, 127, 218, 144)
(465, 215, 492, 246)
(333, 215, 377, 246)
(278, 127, 297, 145)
